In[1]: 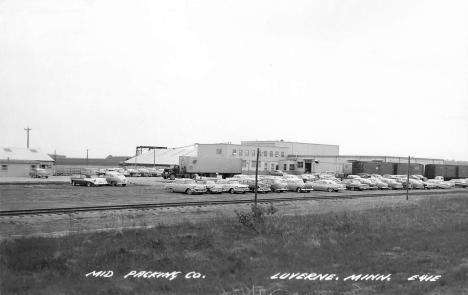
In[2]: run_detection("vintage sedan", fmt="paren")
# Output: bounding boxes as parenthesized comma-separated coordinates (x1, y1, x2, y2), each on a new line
(71, 174, 108, 187)
(408, 179, 425, 189)
(29, 168, 50, 178)
(269, 170, 285, 176)
(426, 179, 452, 189)
(102, 171, 128, 186)
(285, 179, 313, 193)
(310, 180, 344, 192)
(341, 179, 370, 191)
(449, 179, 468, 188)
(367, 178, 389, 190)
(380, 178, 403, 190)
(196, 179, 224, 194)
(215, 180, 250, 194)
(262, 178, 289, 192)
(126, 169, 141, 177)
(239, 179, 271, 193)
(164, 179, 207, 194)
(357, 173, 372, 178)
(137, 168, 151, 177)
(355, 178, 379, 190)
(230, 174, 255, 181)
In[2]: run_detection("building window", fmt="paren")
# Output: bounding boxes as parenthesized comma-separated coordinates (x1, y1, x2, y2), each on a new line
(283, 164, 287, 171)
(281, 152, 284, 157)
(251, 150, 255, 157)
(216, 149, 222, 154)
(239, 150, 243, 156)
(269, 151, 273, 157)
(252, 161, 257, 167)
(289, 164, 295, 171)
(264, 162, 268, 171)
(1, 165, 7, 171)
(245, 150, 249, 156)
(31, 165, 36, 169)
(242, 160, 247, 167)
(232, 149, 237, 155)
(297, 162, 304, 168)
(275, 151, 279, 157)
(270, 163, 275, 170)
(263, 151, 267, 157)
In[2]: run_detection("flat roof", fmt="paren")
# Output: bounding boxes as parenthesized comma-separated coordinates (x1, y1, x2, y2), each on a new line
(241, 140, 339, 147)
(287, 155, 444, 161)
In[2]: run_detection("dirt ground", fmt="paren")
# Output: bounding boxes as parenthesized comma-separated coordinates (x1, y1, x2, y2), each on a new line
(1, 177, 467, 239)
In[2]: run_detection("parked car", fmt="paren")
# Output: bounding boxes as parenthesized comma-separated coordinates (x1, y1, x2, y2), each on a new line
(408, 179, 425, 189)
(309, 180, 344, 192)
(411, 175, 428, 182)
(137, 168, 151, 177)
(341, 179, 370, 191)
(101, 171, 128, 186)
(230, 174, 255, 181)
(449, 179, 468, 188)
(367, 178, 389, 190)
(282, 175, 300, 181)
(269, 170, 285, 176)
(300, 174, 317, 183)
(355, 178, 379, 190)
(262, 178, 289, 192)
(346, 175, 361, 179)
(380, 178, 403, 190)
(196, 180, 224, 194)
(71, 174, 108, 187)
(215, 180, 250, 194)
(357, 173, 372, 178)
(239, 179, 271, 193)
(29, 168, 50, 178)
(426, 179, 452, 189)
(126, 169, 141, 177)
(164, 179, 207, 194)
(285, 179, 313, 193)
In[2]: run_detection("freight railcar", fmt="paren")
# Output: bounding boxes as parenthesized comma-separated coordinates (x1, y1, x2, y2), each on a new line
(394, 163, 425, 176)
(424, 164, 458, 180)
(457, 165, 468, 178)
(352, 161, 395, 176)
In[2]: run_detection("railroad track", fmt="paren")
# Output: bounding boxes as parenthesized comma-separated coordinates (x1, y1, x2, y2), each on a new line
(0, 189, 465, 217)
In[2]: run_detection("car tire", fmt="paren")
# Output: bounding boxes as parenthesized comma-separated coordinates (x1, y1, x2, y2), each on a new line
(296, 187, 302, 193)
(229, 188, 235, 194)
(72, 181, 76, 186)
(242, 191, 246, 194)
(327, 188, 333, 192)
(87, 182, 92, 187)
(111, 181, 116, 186)
(186, 188, 193, 195)
(170, 174, 176, 180)
(169, 188, 173, 193)
(122, 184, 127, 187)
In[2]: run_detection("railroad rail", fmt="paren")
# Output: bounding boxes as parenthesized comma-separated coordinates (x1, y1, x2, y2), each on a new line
(1, 189, 465, 217)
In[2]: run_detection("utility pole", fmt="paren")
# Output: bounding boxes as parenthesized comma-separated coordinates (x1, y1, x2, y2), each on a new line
(86, 149, 89, 166)
(406, 156, 410, 201)
(254, 148, 259, 205)
(24, 126, 32, 148)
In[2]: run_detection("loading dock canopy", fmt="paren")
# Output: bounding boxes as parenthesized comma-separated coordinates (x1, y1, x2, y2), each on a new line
(125, 148, 197, 165)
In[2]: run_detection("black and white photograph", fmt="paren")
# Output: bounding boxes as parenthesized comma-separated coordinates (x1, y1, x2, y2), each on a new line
(1, 0, 468, 294)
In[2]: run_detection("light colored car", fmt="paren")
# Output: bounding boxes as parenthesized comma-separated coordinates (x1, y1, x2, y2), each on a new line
(380, 178, 403, 190)
(285, 179, 313, 193)
(137, 168, 151, 177)
(310, 180, 344, 192)
(449, 179, 468, 188)
(230, 174, 255, 181)
(196, 180, 224, 194)
(346, 175, 361, 179)
(426, 179, 452, 189)
(29, 168, 50, 178)
(262, 178, 289, 192)
(355, 178, 379, 190)
(300, 174, 317, 183)
(164, 179, 207, 194)
(282, 175, 300, 181)
(408, 179, 425, 189)
(367, 178, 389, 190)
(215, 180, 250, 194)
(71, 174, 108, 187)
(102, 171, 128, 186)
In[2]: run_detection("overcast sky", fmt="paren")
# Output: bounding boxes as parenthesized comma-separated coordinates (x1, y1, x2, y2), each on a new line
(1, 0, 467, 160)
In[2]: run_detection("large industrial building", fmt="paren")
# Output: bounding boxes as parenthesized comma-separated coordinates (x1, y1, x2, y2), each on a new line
(0, 147, 55, 177)
(126, 140, 444, 175)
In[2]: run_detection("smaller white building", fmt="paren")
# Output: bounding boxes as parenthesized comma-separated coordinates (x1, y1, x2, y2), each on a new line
(0, 147, 54, 177)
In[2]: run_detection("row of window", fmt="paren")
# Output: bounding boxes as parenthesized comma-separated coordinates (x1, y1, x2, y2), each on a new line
(240, 161, 297, 171)
(216, 148, 285, 158)
(0, 164, 52, 171)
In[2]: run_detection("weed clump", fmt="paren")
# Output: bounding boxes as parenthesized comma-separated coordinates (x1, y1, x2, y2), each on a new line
(235, 203, 278, 232)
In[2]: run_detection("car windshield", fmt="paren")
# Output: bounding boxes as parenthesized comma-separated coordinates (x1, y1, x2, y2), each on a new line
(184, 180, 196, 184)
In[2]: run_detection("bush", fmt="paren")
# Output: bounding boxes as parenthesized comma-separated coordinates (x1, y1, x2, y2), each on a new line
(235, 203, 278, 232)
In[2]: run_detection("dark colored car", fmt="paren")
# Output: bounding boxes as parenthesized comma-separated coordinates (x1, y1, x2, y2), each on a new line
(357, 173, 372, 178)
(341, 179, 370, 191)
(262, 178, 289, 192)
(239, 179, 271, 193)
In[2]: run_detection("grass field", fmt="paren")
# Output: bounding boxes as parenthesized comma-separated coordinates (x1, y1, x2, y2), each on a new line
(1, 194, 467, 295)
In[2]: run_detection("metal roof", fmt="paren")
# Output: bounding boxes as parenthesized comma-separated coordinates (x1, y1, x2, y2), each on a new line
(0, 147, 54, 162)
(125, 148, 197, 165)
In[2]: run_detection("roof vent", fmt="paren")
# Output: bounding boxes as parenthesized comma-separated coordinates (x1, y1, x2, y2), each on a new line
(30, 149, 38, 153)
(3, 148, 12, 152)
